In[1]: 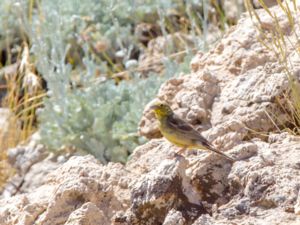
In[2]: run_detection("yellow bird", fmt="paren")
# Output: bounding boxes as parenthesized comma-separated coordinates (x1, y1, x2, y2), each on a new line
(151, 102, 235, 162)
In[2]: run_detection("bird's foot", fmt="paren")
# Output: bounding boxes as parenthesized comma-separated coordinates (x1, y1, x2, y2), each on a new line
(175, 148, 186, 155)
(166, 152, 180, 159)
(167, 148, 185, 159)
(166, 148, 186, 159)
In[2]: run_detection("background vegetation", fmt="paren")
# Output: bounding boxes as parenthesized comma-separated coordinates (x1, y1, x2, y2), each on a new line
(0, 0, 245, 189)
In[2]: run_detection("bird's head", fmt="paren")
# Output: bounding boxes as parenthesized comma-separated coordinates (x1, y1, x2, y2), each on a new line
(150, 101, 173, 119)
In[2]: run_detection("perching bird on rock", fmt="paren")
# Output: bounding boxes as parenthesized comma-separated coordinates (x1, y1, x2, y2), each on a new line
(151, 101, 235, 162)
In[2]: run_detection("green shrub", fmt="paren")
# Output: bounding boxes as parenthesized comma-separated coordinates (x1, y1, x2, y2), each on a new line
(16, 0, 196, 163)
(38, 72, 169, 163)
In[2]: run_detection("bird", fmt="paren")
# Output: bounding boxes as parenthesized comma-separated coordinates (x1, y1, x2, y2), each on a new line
(150, 101, 235, 162)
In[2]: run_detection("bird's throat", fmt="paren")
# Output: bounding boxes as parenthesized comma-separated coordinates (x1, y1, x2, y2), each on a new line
(154, 110, 169, 121)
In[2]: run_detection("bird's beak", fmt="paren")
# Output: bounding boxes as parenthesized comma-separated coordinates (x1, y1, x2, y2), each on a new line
(150, 104, 159, 110)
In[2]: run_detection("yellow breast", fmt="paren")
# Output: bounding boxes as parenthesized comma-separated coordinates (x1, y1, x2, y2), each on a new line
(160, 127, 197, 149)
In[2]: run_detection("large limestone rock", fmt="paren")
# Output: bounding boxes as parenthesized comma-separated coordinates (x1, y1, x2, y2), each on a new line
(1, 133, 300, 225)
(1, 134, 67, 198)
(0, 155, 132, 224)
(139, 2, 296, 152)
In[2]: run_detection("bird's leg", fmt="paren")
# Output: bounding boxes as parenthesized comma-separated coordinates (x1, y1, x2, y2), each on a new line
(167, 148, 186, 159)
(175, 147, 186, 155)
(171, 147, 186, 160)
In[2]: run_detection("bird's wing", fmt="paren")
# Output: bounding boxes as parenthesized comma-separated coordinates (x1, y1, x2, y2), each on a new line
(167, 114, 207, 141)
(167, 114, 234, 161)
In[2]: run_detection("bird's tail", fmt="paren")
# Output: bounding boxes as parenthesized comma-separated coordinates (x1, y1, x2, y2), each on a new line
(197, 140, 235, 162)
(207, 145, 235, 162)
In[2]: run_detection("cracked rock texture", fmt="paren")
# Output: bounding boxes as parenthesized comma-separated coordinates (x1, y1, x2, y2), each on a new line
(0, 155, 132, 225)
(1, 134, 300, 225)
(139, 2, 296, 151)
(1, 3, 300, 225)
(1, 134, 70, 199)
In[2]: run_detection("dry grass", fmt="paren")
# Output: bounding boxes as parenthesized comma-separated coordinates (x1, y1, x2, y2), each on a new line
(0, 116, 21, 190)
(0, 43, 45, 190)
(245, 0, 300, 135)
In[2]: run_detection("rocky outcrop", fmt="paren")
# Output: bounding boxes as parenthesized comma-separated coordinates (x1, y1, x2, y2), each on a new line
(1, 3, 300, 225)
(1, 134, 68, 198)
(0, 155, 132, 224)
(1, 133, 300, 225)
(139, 2, 295, 154)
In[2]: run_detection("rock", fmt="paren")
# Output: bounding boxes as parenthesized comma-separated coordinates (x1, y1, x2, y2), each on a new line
(1, 133, 300, 224)
(125, 156, 206, 225)
(64, 202, 110, 225)
(1, 132, 76, 198)
(1, 142, 58, 198)
(139, 70, 219, 139)
(0, 155, 132, 225)
(162, 210, 186, 225)
(7, 144, 48, 174)
(188, 154, 233, 206)
(139, 2, 295, 153)
(295, 190, 300, 215)
(214, 135, 300, 224)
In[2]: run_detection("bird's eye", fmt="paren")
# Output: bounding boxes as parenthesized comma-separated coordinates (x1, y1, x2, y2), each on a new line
(160, 104, 163, 107)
